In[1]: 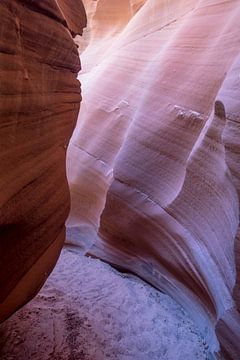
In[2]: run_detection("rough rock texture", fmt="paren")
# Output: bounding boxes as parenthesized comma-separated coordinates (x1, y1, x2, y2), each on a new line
(67, 1, 240, 358)
(0, 0, 86, 322)
(0, 247, 209, 360)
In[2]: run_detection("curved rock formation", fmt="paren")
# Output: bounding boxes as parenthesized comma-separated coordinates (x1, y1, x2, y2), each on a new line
(67, 0, 240, 358)
(0, 0, 86, 322)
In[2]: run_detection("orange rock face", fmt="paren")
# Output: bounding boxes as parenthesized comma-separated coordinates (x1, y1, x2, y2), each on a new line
(67, 1, 240, 358)
(0, 0, 86, 322)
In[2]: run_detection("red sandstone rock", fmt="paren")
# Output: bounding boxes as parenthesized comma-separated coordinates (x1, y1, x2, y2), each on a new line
(0, 0, 86, 322)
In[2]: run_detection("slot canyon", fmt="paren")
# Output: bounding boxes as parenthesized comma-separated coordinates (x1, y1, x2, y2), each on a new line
(0, 0, 240, 359)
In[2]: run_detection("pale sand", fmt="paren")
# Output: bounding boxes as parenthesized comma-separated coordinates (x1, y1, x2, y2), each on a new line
(0, 247, 209, 360)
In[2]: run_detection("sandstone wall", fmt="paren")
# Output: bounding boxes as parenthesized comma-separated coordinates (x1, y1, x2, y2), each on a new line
(0, 0, 86, 322)
(67, 1, 240, 358)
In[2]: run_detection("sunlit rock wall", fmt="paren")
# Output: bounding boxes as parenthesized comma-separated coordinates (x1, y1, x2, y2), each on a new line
(0, 0, 86, 322)
(67, 0, 240, 358)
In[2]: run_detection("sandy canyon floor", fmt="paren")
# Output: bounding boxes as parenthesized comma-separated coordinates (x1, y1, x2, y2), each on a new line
(0, 241, 210, 360)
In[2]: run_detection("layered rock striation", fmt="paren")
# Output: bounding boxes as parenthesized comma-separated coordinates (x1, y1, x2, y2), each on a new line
(67, 0, 240, 358)
(0, 0, 86, 322)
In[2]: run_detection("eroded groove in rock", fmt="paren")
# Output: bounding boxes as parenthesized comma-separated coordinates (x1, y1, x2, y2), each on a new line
(67, 0, 240, 358)
(0, 0, 86, 322)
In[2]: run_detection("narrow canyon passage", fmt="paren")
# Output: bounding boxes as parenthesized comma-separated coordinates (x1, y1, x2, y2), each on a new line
(1, 1, 240, 360)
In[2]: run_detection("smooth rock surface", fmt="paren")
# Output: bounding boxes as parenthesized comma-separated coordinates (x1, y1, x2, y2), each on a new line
(0, 0, 86, 322)
(67, 1, 240, 358)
